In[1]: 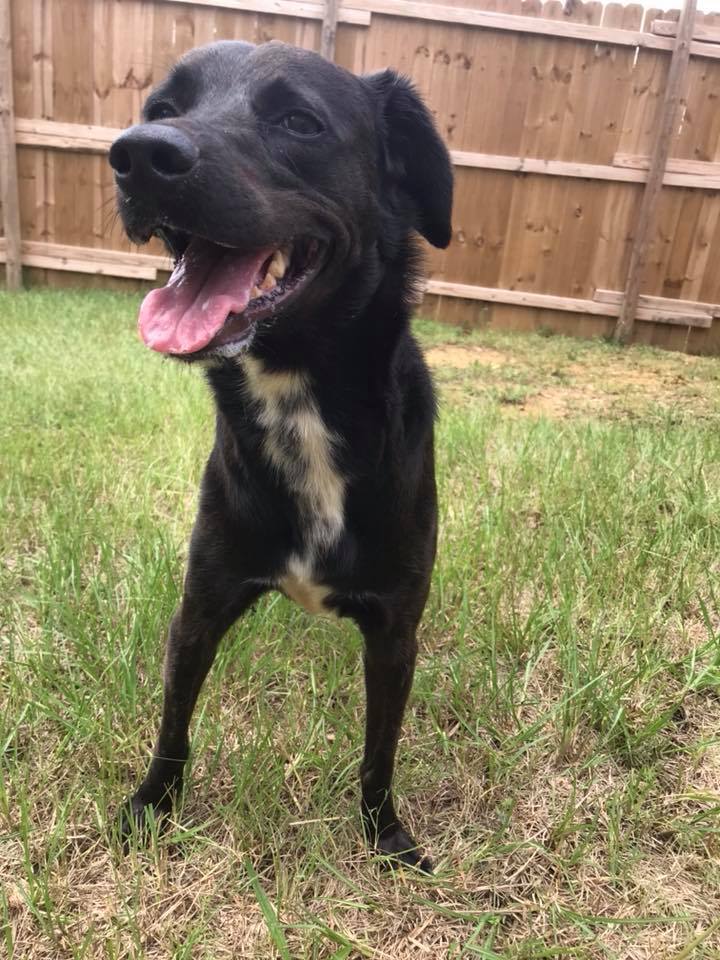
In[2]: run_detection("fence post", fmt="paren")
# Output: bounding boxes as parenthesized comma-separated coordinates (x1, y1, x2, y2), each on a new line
(0, 0, 21, 290)
(613, 0, 697, 343)
(320, 0, 339, 60)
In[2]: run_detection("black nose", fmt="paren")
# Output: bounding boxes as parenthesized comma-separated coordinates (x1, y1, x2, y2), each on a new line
(109, 124, 199, 186)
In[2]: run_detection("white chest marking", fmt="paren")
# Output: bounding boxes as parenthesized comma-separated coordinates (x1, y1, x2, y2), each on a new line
(240, 356, 345, 616)
(281, 555, 335, 617)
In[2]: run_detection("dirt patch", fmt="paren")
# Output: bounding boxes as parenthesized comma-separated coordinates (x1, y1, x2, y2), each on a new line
(567, 362, 679, 395)
(519, 386, 613, 419)
(429, 341, 719, 421)
(425, 344, 508, 369)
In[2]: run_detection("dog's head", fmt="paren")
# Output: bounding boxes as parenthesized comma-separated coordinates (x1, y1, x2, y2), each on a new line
(110, 41, 453, 360)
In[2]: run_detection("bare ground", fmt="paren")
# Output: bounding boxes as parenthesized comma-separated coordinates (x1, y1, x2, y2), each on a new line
(425, 340, 720, 422)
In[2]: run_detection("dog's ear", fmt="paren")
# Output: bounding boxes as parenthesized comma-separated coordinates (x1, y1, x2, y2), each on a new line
(364, 69, 453, 249)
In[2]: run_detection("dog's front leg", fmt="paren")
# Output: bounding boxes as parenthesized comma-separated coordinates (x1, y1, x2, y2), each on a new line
(119, 545, 263, 841)
(360, 623, 432, 873)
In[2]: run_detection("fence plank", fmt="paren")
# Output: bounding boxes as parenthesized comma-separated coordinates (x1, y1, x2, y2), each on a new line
(426, 278, 712, 325)
(0, 237, 169, 278)
(15, 118, 120, 151)
(320, 0, 339, 56)
(652, 18, 720, 42)
(0, 233, 714, 328)
(0, 250, 157, 279)
(594, 287, 720, 315)
(351, 0, 720, 60)
(152, 0, 720, 61)
(614, 152, 720, 177)
(161, 0, 370, 25)
(681, 197, 720, 302)
(0, 0, 22, 289)
(591, 3, 645, 299)
(18, 119, 720, 193)
(614, 0, 698, 342)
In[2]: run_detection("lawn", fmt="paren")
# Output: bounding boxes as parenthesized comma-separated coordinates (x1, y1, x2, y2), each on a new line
(2, 289, 720, 960)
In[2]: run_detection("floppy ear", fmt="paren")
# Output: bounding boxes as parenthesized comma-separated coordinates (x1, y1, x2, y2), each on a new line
(364, 69, 453, 249)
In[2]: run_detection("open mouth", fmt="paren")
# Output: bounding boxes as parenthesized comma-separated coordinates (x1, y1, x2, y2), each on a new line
(138, 231, 322, 357)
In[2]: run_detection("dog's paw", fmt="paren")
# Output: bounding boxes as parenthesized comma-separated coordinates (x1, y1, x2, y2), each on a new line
(374, 825, 433, 874)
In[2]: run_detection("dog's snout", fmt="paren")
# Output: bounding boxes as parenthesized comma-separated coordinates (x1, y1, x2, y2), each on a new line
(109, 125, 199, 186)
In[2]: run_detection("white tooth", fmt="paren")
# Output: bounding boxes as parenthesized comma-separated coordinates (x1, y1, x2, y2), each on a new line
(261, 272, 276, 291)
(268, 251, 286, 279)
(251, 285, 261, 298)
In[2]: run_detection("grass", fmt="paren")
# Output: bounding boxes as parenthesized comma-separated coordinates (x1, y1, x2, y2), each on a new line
(2, 288, 720, 959)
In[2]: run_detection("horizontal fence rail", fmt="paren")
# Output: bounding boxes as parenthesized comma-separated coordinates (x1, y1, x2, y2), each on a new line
(14, 119, 720, 190)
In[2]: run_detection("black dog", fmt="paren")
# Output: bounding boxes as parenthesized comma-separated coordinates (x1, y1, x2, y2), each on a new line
(109, 40, 453, 871)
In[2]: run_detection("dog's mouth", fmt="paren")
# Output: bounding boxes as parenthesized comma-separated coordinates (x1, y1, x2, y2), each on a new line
(138, 232, 323, 357)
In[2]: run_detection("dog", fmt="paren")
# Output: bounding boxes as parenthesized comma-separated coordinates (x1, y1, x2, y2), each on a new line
(109, 39, 453, 872)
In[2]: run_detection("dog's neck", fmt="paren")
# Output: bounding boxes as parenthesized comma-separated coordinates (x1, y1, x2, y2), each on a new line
(193, 233, 436, 583)
(205, 236, 421, 426)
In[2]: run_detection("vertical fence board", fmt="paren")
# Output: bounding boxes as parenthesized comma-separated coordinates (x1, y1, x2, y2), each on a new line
(614, 0, 696, 340)
(0, 0, 22, 288)
(8, 0, 40, 265)
(320, 0, 338, 58)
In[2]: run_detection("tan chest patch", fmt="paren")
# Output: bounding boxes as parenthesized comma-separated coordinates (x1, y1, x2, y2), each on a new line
(239, 356, 344, 617)
(240, 356, 345, 550)
(279, 557, 336, 617)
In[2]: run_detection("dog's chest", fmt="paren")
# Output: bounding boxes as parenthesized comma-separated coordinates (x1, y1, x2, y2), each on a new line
(280, 555, 333, 616)
(240, 356, 344, 616)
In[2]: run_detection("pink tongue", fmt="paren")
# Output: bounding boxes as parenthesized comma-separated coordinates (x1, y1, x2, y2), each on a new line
(138, 238, 273, 355)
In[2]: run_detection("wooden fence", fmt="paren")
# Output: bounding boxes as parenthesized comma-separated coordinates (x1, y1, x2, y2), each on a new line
(3, 0, 720, 352)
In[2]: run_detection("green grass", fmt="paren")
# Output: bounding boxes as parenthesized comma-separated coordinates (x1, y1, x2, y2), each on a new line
(2, 289, 720, 959)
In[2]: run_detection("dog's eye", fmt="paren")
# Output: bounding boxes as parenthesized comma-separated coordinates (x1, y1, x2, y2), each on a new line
(147, 102, 177, 122)
(281, 111, 323, 137)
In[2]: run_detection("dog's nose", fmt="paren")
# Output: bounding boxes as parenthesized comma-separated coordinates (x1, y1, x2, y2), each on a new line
(109, 125, 199, 186)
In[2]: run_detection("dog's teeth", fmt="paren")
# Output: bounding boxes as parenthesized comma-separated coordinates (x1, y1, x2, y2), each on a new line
(261, 272, 276, 291)
(251, 285, 261, 298)
(268, 250, 287, 279)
